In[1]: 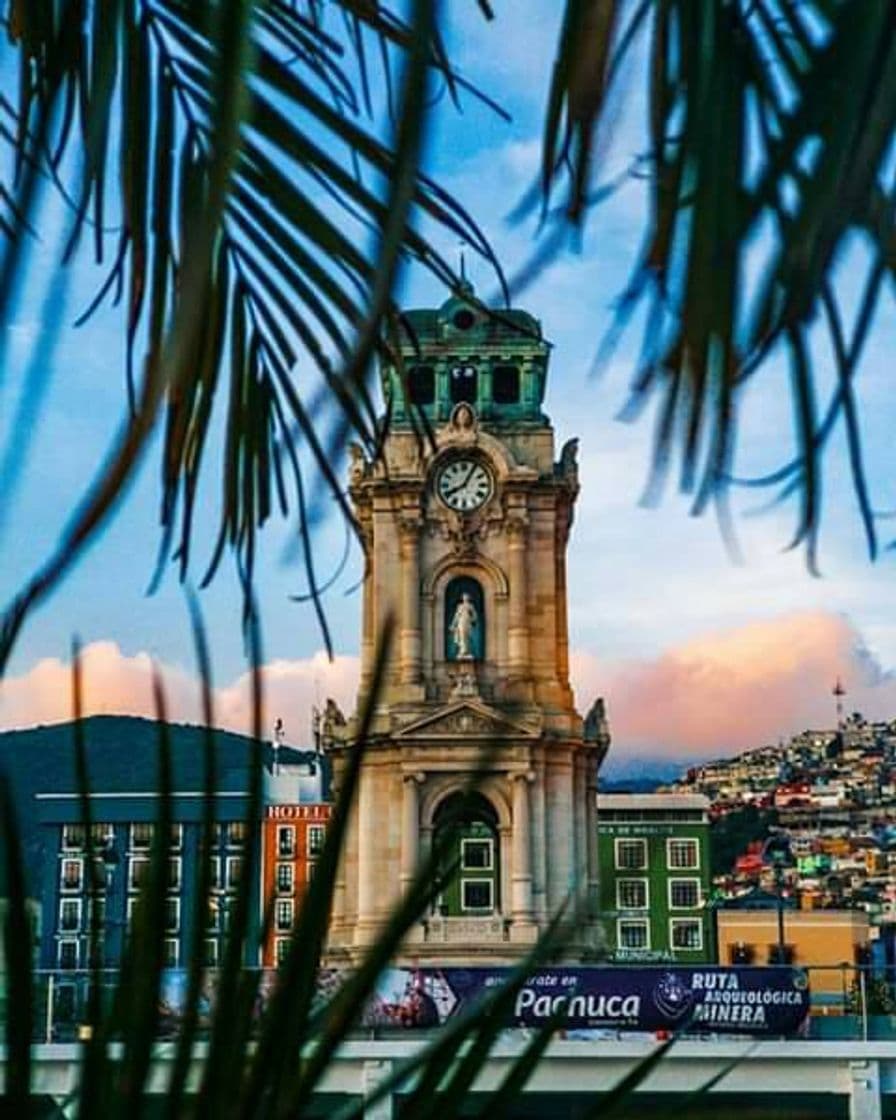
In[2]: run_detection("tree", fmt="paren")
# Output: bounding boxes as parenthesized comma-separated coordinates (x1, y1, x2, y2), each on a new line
(2, 1, 895, 668)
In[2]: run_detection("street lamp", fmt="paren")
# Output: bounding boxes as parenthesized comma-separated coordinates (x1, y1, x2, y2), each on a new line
(762, 832, 794, 962)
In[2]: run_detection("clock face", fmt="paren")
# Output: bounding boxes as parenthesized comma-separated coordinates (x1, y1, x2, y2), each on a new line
(436, 458, 494, 512)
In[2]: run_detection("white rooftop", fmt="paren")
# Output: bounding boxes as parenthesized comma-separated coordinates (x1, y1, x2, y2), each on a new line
(596, 793, 710, 811)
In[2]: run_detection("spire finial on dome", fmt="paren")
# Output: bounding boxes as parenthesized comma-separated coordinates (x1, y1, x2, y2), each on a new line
(457, 244, 474, 296)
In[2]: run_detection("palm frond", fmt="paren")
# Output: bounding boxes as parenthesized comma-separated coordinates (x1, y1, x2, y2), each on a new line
(540, 0, 896, 559)
(0, 0, 501, 669)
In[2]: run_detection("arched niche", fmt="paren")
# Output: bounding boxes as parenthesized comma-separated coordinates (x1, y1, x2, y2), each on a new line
(444, 575, 485, 661)
(422, 555, 508, 679)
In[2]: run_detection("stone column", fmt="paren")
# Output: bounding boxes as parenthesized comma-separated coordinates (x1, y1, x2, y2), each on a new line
(511, 771, 535, 922)
(586, 755, 601, 922)
(399, 772, 423, 893)
(506, 515, 530, 675)
(398, 515, 422, 684)
(358, 517, 375, 692)
(355, 770, 376, 942)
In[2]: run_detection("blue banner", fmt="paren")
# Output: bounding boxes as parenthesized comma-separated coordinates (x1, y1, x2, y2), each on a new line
(356, 966, 810, 1036)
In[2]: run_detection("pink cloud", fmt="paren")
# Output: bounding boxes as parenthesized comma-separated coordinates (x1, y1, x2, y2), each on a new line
(0, 641, 360, 747)
(571, 611, 896, 760)
(4, 612, 894, 762)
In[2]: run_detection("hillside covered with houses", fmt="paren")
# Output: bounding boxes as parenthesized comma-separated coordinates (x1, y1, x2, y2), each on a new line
(667, 714, 896, 922)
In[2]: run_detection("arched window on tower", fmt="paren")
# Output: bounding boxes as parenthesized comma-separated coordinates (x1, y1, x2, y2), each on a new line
(444, 576, 485, 661)
(433, 793, 500, 917)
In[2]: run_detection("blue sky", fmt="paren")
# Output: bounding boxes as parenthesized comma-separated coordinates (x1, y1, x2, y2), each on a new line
(1, 6, 895, 761)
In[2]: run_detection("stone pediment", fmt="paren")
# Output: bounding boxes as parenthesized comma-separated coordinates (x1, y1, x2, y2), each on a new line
(394, 700, 541, 741)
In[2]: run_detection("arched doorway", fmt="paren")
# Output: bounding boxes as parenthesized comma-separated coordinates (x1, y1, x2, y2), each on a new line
(432, 793, 500, 916)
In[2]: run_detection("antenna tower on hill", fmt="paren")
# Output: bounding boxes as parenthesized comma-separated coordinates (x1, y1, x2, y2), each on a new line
(833, 677, 846, 733)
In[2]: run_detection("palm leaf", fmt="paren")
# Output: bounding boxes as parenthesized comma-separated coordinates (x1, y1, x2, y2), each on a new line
(539, 0, 896, 559)
(0, 0, 503, 669)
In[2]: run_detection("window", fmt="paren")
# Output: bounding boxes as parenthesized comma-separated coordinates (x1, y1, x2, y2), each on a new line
(165, 898, 180, 933)
(616, 879, 648, 910)
(61, 859, 83, 892)
(617, 919, 650, 950)
(130, 823, 154, 850)
(225, 856, 243, 890)
(667, 839, 699, 870)
(461, 839, 493, 871)
(168, 857, 182, 891)
(730, 942, 754, 965)
(85, 896, 106, 930)
(59, 898, 81, 933)
(58, 939, 79, 970)
(277, 826, 295, 858)
(408, 364, 435, 405)
(62, 824, 85, 850)
(276, 863, 294, 894)
(86, 938, 104, 969)
(275, 899, 294, 933)
(206, 899, 221, 933)
(450, 364, 477, 404)
(669, 879, 700, 909)
(275, 938, 290, 967)
(163, 939, 180, 968)
(461, 879, 493, 912)
(492, 364, 520, 404)
(91, 823, 112, 847)
(670, 918, 703, 951)
(221, 899, 235, 934)
(307, 825, 325, 856)
(209, 856, 223, 891)
(226, 821, 247, 848)
(615, 839, 647, 871)
(452, 308, 475, 330)
(307, 861, 317, 883)
(169, 824, 183, 851)
(88, 858, 108, 891)
(204, 939, 219, 967)
(128, 857, 150, 892)
(127, 898, 139, 927)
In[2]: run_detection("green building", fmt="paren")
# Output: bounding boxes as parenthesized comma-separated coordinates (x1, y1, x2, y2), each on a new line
(597, 793, 713, 964)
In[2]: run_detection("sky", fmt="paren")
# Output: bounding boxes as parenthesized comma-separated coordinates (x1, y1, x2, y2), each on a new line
(1, 6, 895, 771)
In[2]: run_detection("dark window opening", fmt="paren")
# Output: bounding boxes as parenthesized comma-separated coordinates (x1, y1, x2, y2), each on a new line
(452, 308, 475, 330)
(450, 364, 477, 404)
(492, 364, 520, 404)
(408, 365, 435, 405)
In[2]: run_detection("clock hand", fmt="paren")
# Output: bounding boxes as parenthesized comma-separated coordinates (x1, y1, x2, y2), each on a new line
(443, 464, 477, 498)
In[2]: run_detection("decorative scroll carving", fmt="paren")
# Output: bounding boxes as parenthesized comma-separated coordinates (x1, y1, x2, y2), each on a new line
(348, 441, 368, 485)
(449, 668, 479, 699)
(448, 402, 478, 439)
(556, 437, 579, 488)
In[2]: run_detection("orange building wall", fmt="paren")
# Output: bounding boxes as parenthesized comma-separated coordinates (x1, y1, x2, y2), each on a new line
(716, 910, 869, 1003)
(260, 803, 331, 967)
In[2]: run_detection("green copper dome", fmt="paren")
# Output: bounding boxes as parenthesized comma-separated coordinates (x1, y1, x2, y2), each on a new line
(382, 286, 550, 427)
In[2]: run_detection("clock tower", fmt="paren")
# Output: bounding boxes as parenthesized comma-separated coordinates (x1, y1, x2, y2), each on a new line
(326, 285, 609, 964)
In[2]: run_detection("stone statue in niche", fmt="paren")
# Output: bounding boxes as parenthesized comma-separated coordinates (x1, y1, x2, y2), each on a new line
(445, 576, 485, 661)
(450, 593, 478, 660)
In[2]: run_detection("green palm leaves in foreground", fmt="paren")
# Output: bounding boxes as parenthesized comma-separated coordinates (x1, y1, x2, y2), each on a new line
(1, 2, 895, 677)
(1, 615, 677, 1117)
(0, 0, 503, 669)
(541, 1, 896, 567)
